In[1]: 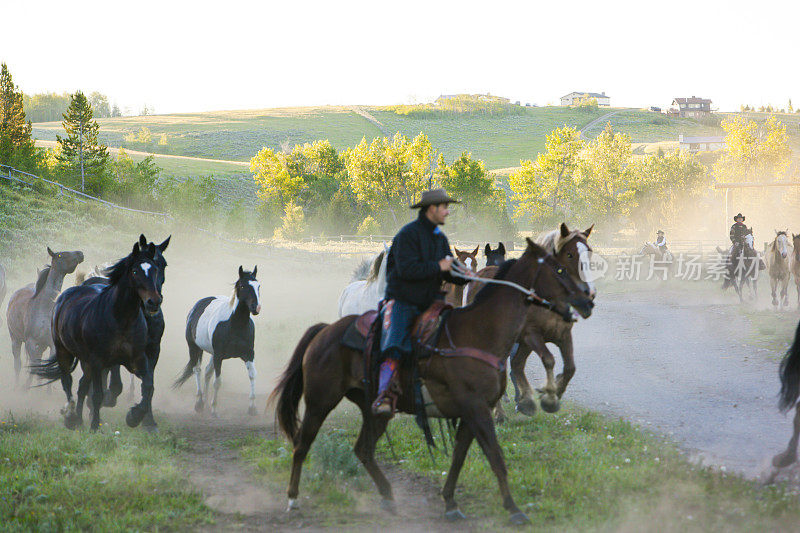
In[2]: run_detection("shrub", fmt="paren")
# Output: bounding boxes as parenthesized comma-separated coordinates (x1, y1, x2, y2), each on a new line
(273, 200, 306, 240)
(356, 215, 380, 236)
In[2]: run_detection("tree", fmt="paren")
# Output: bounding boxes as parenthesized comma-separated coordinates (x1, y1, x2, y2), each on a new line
(88, 91, 111, 118)
(56, 91, 109, 191)
(509, 125, 583, 223)
(111, 103, 121, 117)
(436, 151, 493, 213)
(250, 146, 305, 207)
(0, 63, 35, 167)
(713, 115, 790, 183)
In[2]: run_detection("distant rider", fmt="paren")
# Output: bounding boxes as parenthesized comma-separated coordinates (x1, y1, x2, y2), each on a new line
(729, 213, 749, 256)
(655, 230, 668, 257)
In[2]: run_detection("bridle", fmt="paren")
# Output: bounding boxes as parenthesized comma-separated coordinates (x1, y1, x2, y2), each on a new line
(451, 253, 578, 322)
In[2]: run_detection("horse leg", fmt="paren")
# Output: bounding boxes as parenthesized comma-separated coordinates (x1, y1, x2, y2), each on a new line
(532, 339, 560, 414)
(245, 360, 257, 416)
(771, 278, 778, 307)
(192, 350, 205, 412)
(773, 402, 800, 468)
(103, 366, 123, 407)
(89, 367, 105, 431)
(126, 356, 153, 428)
(555, 335, 576, 399)
(345, 389, 394, 510)
(75, 371, 93, 427)
(441, 420, 474, 520)
(24, 342, 45, 390)
(462, 401, 529, 524)
(511, 338, 537, 416)
(142, 342, 162, 429)
(11, 339, 22, 388)
(287, 404, 337, 511)
(55, 346, 80, 430)
(210, 358, 222, 418)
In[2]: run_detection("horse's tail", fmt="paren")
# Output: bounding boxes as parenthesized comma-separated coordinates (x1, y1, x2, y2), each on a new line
(29, 354, 76, 385)
(173, 349, 202, 389)
(268, 322, 328, 440)
(779, 320, 800, 412)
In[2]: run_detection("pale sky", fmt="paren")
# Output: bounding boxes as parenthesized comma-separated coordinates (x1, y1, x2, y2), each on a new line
(2, 0, 798, 115)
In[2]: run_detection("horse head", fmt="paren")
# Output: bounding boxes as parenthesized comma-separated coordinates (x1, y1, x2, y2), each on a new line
(105, 239, 163, 315)
(47, 247, 84, 275)
(454, 246, 479, 273)
(519, 238, 593, 320)
(774, 230, 789, 259)
(236, 265, 261, 316)
(484, 242, 506, 267)
(139, 234, 170, 295)
(554, 222, 596, 300)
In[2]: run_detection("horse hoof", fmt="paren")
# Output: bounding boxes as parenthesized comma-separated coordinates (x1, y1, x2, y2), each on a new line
(380, 498, 397, 514)
(515, 398, 537, 417)
(509, 511, 531, 525)
(286, 498, 300, 512)
(63, 414, 82, 430)
(444, 508, 466, 521)
(126, 408, 144, 428)
(102, 395, 117, 408)
(142, 422, 159, 433)
(194, 400, 204, 413)
(210, 411, 219, 419)
(247, 406, 258, 416)
(539, 394, 561, 414)
(772, 450, 797, 468)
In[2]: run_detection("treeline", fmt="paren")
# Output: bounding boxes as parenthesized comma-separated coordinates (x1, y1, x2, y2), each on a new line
(23, 91, 119, 123)
(251, 133, 515, 241)
(388, 94, 526, 118)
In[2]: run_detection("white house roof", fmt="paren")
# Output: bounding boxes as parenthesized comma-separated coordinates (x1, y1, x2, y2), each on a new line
(562, 91, 608, 99)
(678, 135, 725, 143)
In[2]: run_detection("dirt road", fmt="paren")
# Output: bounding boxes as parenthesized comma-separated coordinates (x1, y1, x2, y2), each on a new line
(562, 287, 794, 478)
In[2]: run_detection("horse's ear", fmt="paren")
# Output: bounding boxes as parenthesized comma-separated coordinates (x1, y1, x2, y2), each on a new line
(471, 246, 479, 257)
(139, 234, 147, 248)
(498, 242, 505, 254)
(525, 237, 545, 256)
(158, 235, 171, 252)
(47, 246, 55, 257)
(132, 242, 140, 254)
(484, 243, 491, 256)
(238, 265, 244, 277)
(584, 224, 594, 237)
(454, 247, 462, 254)
(560, 222, 570, 237)
(252, 265, 257, 277)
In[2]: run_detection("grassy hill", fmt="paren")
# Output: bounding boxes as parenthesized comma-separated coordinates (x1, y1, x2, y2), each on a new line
(31, 105, 732, 174)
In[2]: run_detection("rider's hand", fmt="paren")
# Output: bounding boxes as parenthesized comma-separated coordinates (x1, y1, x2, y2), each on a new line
(439, 256, 454, 272)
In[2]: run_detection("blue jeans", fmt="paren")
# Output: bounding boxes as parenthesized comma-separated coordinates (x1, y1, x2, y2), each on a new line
(379, 299, 422, 362)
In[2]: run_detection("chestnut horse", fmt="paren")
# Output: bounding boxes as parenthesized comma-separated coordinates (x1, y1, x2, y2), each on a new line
(444, 246, 479, 307)
(269, 239, 593, 524)
(469, 223, 595, 419)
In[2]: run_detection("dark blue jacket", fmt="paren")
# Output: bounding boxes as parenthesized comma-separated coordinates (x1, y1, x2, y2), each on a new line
(384, 212, 467, 309)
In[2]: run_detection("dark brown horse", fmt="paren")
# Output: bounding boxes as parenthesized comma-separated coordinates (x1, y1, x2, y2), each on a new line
(6, 248, 84, 386)
(469, 223, 595, 419)
(269, 239, 593, 523)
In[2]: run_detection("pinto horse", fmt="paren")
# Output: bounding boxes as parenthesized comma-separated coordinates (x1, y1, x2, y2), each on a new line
(269, 239, 593, 523)
(338, 246, 388, 317)
(30, 237, 163, 430)
(83, 235, 170, 429)
(791, 233, 800, 308)
(766, 231, 791, 308)
(722, 230, 760, 302)
(7, 247, 84, 386)
(174, 266, 261, 416)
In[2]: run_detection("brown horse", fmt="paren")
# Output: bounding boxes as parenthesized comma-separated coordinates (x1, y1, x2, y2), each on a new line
(791, 233, 800, 308)
(6, 248, 84, 386)
(469, 223, 595, 419)
(444, 246, 479, 307)
(269, 239, 593, 524)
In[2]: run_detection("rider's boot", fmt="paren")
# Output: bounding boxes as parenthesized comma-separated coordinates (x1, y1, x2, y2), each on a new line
(372, 359, 399, 417)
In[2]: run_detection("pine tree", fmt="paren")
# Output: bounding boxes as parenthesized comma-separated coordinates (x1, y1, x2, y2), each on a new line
(0, 63, 34, 166)
(56, 91, 108, 191)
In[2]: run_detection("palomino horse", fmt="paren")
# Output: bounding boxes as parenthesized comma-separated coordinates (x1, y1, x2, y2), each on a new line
(765, 231, 791, 309)
(722, 230, 759, 302)
(484, 242, 506, 267)
(445, 246, 479, 307)
(269, 239, 593, 524)
(174, 266, 261, 416)
(471, 223, 595, 419)
(7, 247, 84, 386)
(338, 246, 388, 317)
(31, 237, 163, 430)
(791, 234, 800, 308)
(83, 236, 170, 430)
(772, 318, 800, 471)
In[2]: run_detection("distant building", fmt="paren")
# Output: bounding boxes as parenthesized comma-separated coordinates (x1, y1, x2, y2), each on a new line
(671, 97, 712, 118)
(678, 134, 725, 153)
(560, 92, 610, 106)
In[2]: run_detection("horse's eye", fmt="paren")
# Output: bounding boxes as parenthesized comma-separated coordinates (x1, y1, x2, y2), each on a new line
(567, 253, 573, 258)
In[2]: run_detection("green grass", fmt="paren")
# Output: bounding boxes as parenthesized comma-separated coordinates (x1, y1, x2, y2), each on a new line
(0, 414, 213, 531)
(237, 405, 800, 531)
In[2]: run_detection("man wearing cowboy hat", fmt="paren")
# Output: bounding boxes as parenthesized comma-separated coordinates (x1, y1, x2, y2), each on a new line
(372, 188, 473, 416)
(730, 213, 748, 244)
(655, 230, 668, 257)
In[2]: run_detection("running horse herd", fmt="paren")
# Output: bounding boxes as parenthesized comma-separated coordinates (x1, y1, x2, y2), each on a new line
(1, 225, 800, 523)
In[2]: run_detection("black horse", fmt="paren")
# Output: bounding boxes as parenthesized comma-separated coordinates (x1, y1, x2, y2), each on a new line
(722, 229, 760, 302)
(484, 242, 506, 267)
(174, 266, 261, 416)
(82, 235, 170, 429)
(31, 237, 164, 430)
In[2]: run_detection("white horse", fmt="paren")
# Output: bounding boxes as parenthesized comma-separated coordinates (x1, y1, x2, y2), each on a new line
(765, 231, 791, 309)
(337, 245, 388, 317)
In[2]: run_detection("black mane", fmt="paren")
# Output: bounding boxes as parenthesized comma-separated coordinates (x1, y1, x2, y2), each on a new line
(103, 255, 133, 286)
(32, 266, 51, 299)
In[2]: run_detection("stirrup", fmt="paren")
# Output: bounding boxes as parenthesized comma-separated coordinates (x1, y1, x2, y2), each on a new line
(371, 397, 394, 417)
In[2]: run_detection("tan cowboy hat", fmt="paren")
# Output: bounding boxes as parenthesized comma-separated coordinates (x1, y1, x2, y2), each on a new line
(410, 188, 461, 209)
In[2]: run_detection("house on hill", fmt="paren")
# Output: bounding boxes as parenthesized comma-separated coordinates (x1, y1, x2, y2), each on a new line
(560, 92, 610, 106)
(671, 97, 712, 118)
(678, 134, 725, 153)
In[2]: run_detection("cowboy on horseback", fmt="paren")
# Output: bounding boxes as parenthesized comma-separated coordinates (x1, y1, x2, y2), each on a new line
(728, 213, 750, 259)
(655, 230, 668, 256)
(372, 188, 474, 417)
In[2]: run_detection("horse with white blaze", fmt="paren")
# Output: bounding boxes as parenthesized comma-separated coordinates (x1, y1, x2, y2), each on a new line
(174, 266, 261, 416)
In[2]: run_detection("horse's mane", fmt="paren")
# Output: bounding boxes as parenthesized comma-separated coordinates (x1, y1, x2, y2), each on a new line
(229, 287, 238, 308)
(367, 251, 385, 283)
(459, 259, 518, 310)
(537, 228, 585, 254)
(103, 254, 132, 286)
(32, 266, 51, 299)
